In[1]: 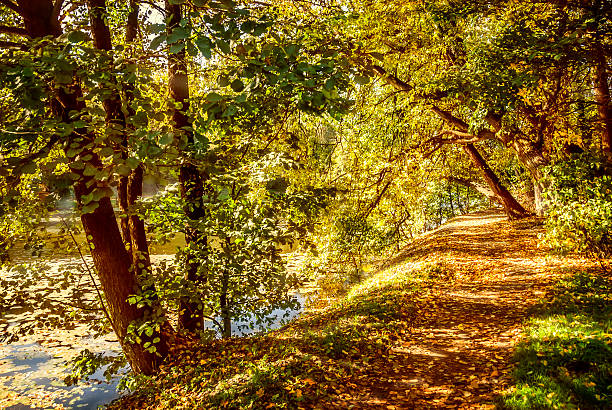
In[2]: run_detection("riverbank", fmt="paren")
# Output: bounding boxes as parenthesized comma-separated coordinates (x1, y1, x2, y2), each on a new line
(111, 210, 607, 409)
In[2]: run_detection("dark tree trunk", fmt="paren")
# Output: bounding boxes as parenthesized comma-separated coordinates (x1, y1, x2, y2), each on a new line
(220, 269, 231, 338)
(462, 144, 530, 219)
(16, 0, 167, 375)
(592, 41, 612, 156)
(165, 1, 207, 332)
(87, 0, 170, 364)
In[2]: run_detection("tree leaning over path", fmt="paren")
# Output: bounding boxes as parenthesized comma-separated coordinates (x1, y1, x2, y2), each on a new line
(369, 65, 529, 220)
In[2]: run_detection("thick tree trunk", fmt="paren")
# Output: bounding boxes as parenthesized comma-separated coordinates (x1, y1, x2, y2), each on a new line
(445, 176, 496, 202)
(462, 144, 530, 219)
(17, 0, 166, 375)
(511, 138, 549, 215)
(166, 1, 207, 332)
(87, 0, 170, 366)
(592, 41, 612, 156)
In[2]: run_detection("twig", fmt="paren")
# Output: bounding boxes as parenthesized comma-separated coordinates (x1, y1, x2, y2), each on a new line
(60, 217, 117, 334)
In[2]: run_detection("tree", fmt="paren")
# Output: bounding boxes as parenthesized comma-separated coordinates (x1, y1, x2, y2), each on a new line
(0, 0, 172, 374)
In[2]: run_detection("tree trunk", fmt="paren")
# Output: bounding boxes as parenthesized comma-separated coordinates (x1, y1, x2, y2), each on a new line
(511, 138, 549, 215)
(17, 0, 167, 375)
(220, 269, 231, 338)
(165, 1, 208, 332)
(592, 41, 612, 156)
(87, 0, 133, 244)
(445, 176, 496, 204)
(87, 0, 170, 363)
(462, 144, 530, 219)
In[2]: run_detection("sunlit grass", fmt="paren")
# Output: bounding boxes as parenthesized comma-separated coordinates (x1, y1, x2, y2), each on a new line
(500, 271, 612, 409)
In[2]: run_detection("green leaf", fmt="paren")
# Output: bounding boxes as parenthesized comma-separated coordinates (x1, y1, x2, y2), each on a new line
(217, 75, 230, 87)
(216, 39, 231, 54)
(126, 157, 140, 169)
(150, 34, 166, 50)
(81, 202, 99, 214)
(354, 75, 370, 85)
(207, 92, 224, 102)
(195, 37, 213, 59)
(67, 31, 89, 43)
(159, 133, 174, 146)
(230, 79, 244, 92)
(169, 42, 185, 54)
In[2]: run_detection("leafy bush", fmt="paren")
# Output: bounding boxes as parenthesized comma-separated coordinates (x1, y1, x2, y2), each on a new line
(542, 154, 612, 259)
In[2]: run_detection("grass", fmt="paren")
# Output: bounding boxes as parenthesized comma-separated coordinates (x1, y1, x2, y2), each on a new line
(500, 271, 612, 410)
(109, 258, 441, 409)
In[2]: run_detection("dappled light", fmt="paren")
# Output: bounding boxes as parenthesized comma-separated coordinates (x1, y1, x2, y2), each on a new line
(1, 0, 611, 408)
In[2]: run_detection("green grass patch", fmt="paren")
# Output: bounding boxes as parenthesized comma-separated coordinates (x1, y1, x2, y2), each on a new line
(500, 272, 612, 409)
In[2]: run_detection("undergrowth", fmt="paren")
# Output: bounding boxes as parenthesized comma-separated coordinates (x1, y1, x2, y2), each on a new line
(500, 271, 612, 409)
(109, 259, 437, 409)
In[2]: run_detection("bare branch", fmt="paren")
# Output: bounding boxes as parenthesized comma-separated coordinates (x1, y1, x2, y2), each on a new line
(0, 24, 28, 36)
(0, 39, 26, 49)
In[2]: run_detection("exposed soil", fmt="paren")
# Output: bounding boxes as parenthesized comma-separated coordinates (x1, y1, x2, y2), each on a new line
(349, 210, 594, 409)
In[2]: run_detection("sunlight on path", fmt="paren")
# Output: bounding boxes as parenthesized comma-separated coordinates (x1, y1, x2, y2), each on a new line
(353, 211, 595, 409)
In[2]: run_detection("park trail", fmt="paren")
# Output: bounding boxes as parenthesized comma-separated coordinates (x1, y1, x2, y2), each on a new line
(348, 210, 592, 409)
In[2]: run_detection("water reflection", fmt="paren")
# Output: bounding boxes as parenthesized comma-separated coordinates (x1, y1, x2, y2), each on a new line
(0, 340, 124, 409)
(0, 296, 304, 409)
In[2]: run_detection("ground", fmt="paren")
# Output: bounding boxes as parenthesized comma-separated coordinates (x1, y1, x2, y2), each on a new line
(113, 210, 606, 409)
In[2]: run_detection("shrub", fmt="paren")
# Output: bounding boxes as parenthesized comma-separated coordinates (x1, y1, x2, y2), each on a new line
(542, 154, 612, 259)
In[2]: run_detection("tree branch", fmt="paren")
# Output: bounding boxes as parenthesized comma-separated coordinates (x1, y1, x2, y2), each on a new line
(430, 105, 469, 131)
(0, 25, 28, 36)
(0, 40, 27, 49)
(371, 64, 412, 92)
(370, 64, 447, 99)
(0, 0, 20, 14)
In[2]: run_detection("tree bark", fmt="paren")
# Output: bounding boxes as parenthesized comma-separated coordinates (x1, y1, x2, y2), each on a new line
(445, 176, 496, 202)
(17, 0, 166, 375)
(87, 0, 131, 243)
(87, 0, 170, 364)
(165, 1, 207, 332)
(592, 41, 612, 156)
(462, 144, 530, 219)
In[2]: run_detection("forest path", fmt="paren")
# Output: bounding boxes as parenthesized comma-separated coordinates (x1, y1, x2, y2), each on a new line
(356, 210, 589, 409)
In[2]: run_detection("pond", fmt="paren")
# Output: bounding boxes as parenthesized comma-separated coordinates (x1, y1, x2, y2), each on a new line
(0, 252, 306, 409)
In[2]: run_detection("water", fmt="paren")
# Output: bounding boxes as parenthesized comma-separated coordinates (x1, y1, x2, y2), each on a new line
(204, 294, 305, 337)
(1, 211, 307, 409)
(0, 339, 124, 409)
(0, 288, 304, 409)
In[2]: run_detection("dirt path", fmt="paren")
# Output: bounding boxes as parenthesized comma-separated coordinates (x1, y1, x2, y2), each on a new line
(358, 211, 591, 409)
